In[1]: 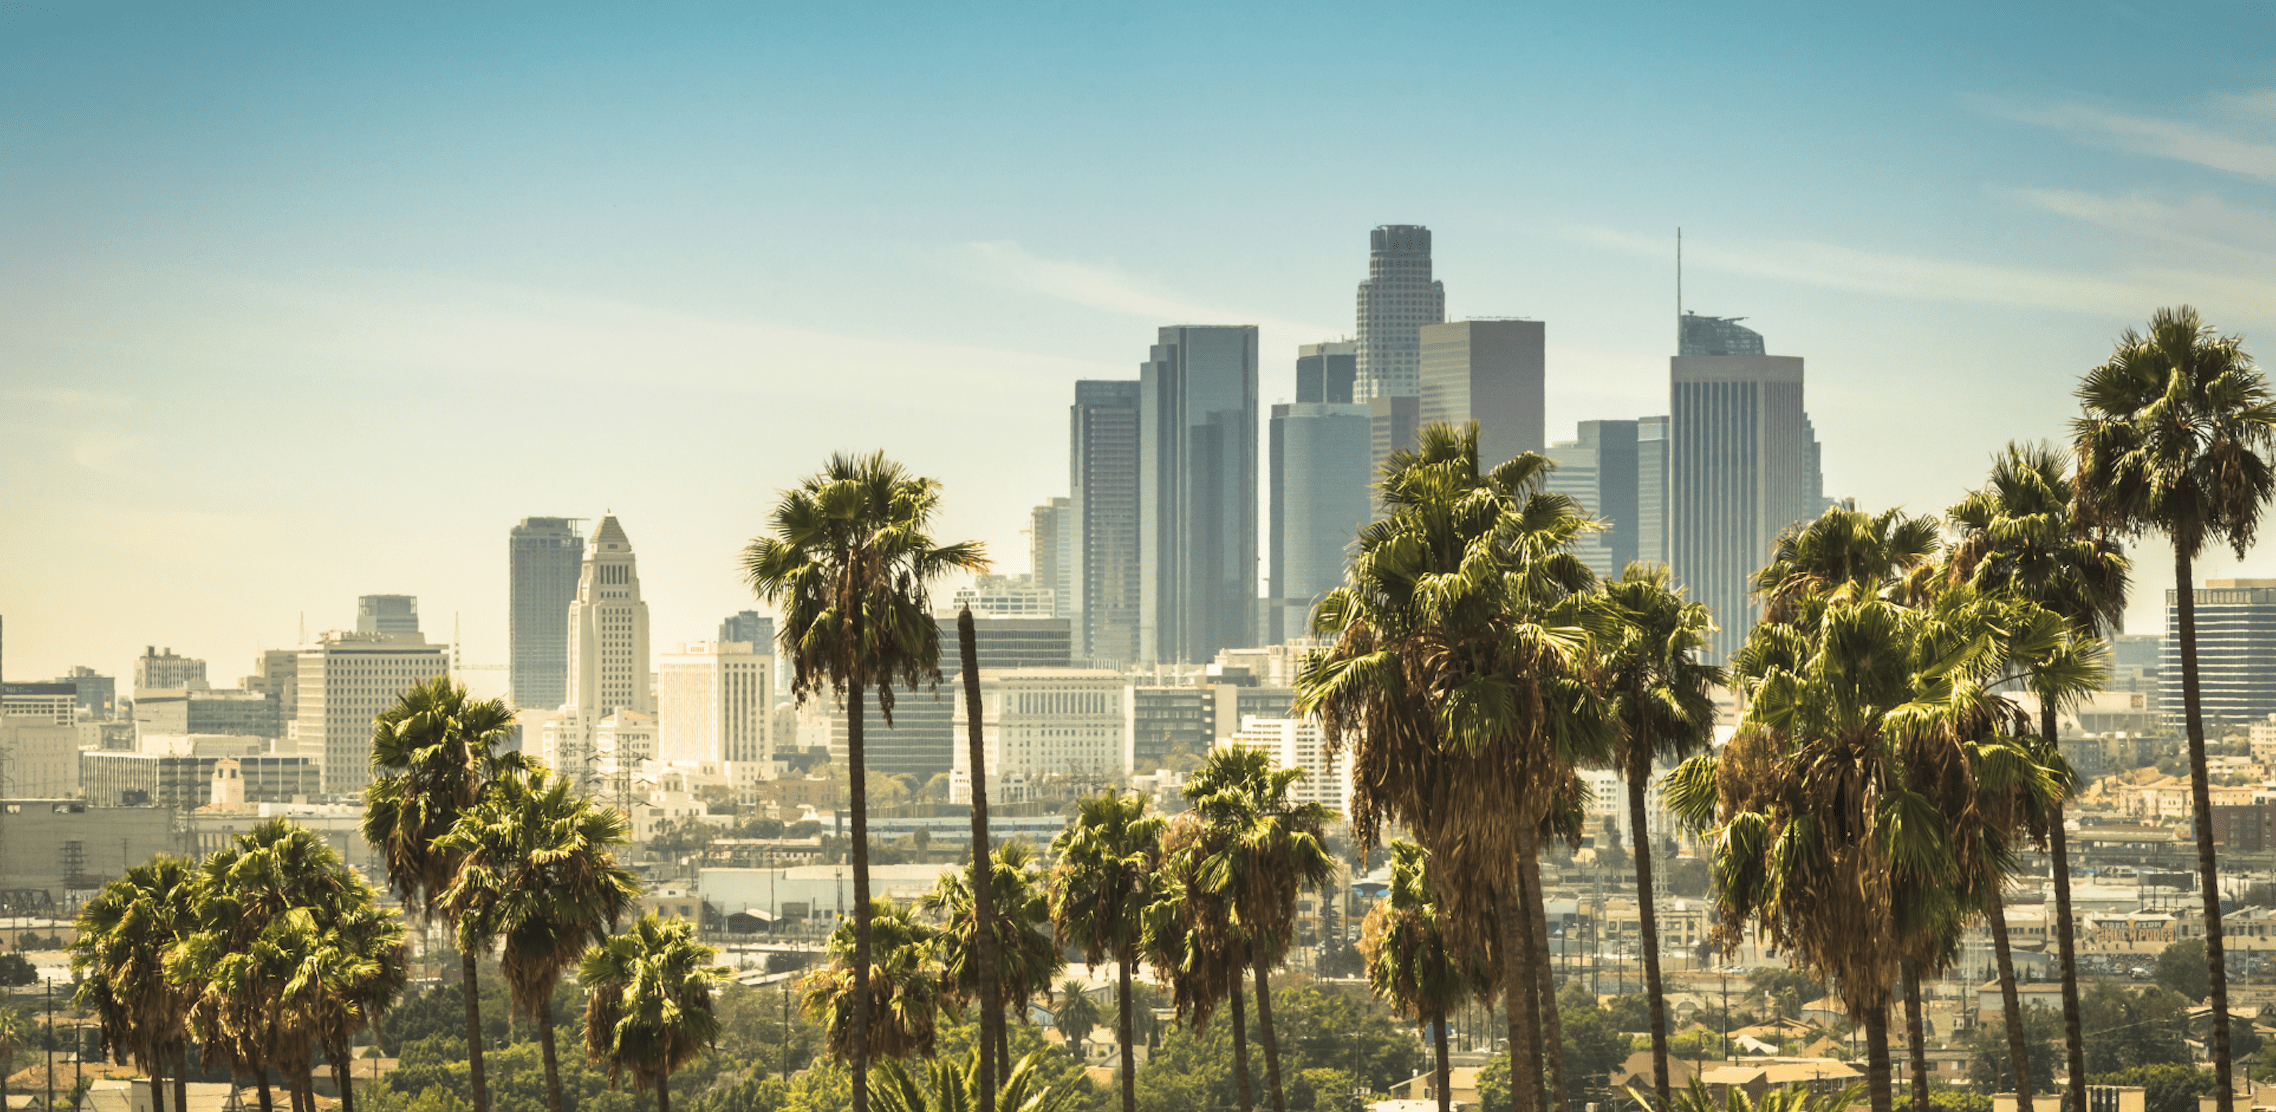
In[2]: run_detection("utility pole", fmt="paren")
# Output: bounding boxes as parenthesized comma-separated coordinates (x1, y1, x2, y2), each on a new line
(45, 978, 54, 1112)
(781, 979, 791, 1085)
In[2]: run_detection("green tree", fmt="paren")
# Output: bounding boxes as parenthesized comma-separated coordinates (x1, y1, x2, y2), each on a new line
(2154, 940, 2210, 1003)
(1359, 842, 1480, 1112)
(440, 767, 641, 1112)
(1963, 1005, 2061, 1094)
(578, 913, 732, 1112)
(1052, 983, 1102, 1059)
(1140, 813, 1258, 1112)
(800, 899, 946, 1063)
(2087, 1065, 2217, 1112)
(364, 675, 527, 1112)
(71, 857, 199, 1112)
(871, 1048, 1087, 1112)
(741, 451, 986, 1112)
(1599, 565, 1724, 1111)
(924, 840, 1062, 1075)
(2079, 985, 2191, 1073)
(2074, 305, 2276, 1108)
(1048, 790, 1165, 1112)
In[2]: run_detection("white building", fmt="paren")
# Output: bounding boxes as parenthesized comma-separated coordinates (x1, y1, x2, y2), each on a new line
(949, 668, 1127, 803)
(566, 514, 652, 716)
(1216, 715, 1351, 813)
(952, 574, 1058, 618)
(0, 688, 83, 798)
(293, 630, 449, 794)
(131, 646, 208, 692)
(658, 641, 773, 766)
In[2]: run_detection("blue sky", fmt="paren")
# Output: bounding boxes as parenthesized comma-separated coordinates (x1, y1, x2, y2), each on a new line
(6, 1, 2275, 685)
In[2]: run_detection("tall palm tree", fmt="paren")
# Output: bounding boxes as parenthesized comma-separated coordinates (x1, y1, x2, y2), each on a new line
(1295, 423, 1612, 1112)
(1181, 747, 1337, 1112)
(1599, 566, 1724, 1110)
(579, 913, 732, 1112)
(439, 767, 641, 1112)
(1949, 441, 2129, 1112)
(742, 450, 987, 1112)
(1049, 790, 1165, 1112)
(924, 841, 1063, 1076)
(1052, 982, 1102, 1058)
(955, 607, 1004, 1112)
(72, 858, 199, 1112)
(2071, 306, 2275, 1110)
(362, 675, 524, 1112)
(1360, 842, 1483, 1112)
(285, 894, 407, 1112)
(802, 898, 948, 1063)
(1141, 813, 1256, 1112)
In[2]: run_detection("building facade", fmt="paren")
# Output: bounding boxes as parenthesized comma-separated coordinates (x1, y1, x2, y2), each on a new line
(658, 641, 774, 765)
(1353, 225, 1446, 401)
(1070, 379, 1142, 667)
(238, 650, 299, 721)
(294, 631, 449, 794)
(2164, 579, 2276, 728)
(1269, 401, 1372, 641)
(1636, 415, 1670, 566)
(949, 668, 1128, 803)
(719, 611, 774, 655)
(821, 616, 1073, 782)
(1545, 419, 1641, 577)
(1031, 497, 1072, 618)
(52, 667, 115, 719)
(132, 647, 206, 692)
(1140, 325, 1259, 664)
(81, 751, 320, 810)
(510, 517, 586, 709)
(1297, 341, 1358, 404)
(566, 514, 652, 716)
(1418, 319, 1546, 470)
(355, 595, 419, 635)
(1218, 716, 1350, 811)
(132, 688, 281, 739)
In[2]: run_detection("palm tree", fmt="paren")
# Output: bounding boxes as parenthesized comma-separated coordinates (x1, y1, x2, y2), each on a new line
(1141, 812, 1257, 1112)
(579, 913, 732, 1112)
(955, 607, 1004, 1112)
(1048, 790, 1165, 1112)
(1295, 423, 1610, 1112)
(741, 451, 987, 1112)
(1052, 982, 1102, 1059)
(1180, 747, 1337, 1112)
(285, 894, 407, 1112)
(1949, 441, 2129, 1112)
(1599, 566, 1724, 1111)
(924, 841, 1063, 1075)
(802, 898, 948, 1063)
(72, 858, 199, 1112)
(1360, 842, 1482, 1112)
(440, 767, 641, 1112)
(870, 1049, 1088, 1112)
(2071, 306, 2274, 1110)
(362, 675, 524, 1112)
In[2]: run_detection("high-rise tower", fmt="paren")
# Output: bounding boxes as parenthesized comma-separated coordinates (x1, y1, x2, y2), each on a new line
(566, 515, 651, 715)
(1140, 325, 1259, 663)
(1269, 400, 1371, 640)
(1070, 379, 1142, 666)
(1354, 225, 1446, 401)
(1418, 319, 1546, 470)
(509, 517, 585, 709)
(355, 595, 419, 635)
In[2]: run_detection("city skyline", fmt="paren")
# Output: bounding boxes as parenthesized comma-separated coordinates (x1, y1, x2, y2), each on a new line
(7, 3, 2276, 681)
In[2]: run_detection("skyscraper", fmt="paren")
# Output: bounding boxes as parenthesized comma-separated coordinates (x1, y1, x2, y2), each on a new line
(1353, 225, 1446, 401)
(1140, 325, 1259, 664)
(1030, 497, 1072, 618)
(2163, 580, 2276, 729)
(1544, 419, 1640, 577)
(719, 611, 774, 652)
(1669, 318, 1815, 660)
(1296, 341, 1358, 404)
(509, 517, 585, 709)
(1269, 400, 1372, 641)
(566, 515, 652, 715)
(1070, 379, 1142, 667)
(133, 647, 207, 692)
(355, 595, 419, 635)
(1679, 312, 1767, 357)
(1418, 319, 1546, 470)
(1635, 415, 1670, 566)
(295, 630, 448, 793)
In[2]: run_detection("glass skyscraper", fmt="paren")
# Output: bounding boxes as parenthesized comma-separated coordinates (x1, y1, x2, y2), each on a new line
(508, 517, 584, 708)
(1269, 400, 1372, 641)
(1139, 325, 1259, 664)
(1070, 379, 1141, 666)
(1354, 225, 1446, 401)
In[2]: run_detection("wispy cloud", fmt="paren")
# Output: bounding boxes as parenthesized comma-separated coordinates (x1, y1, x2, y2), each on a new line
(2009, 188, 2276, 256)
(1977, 92, 2276, 181)
(955, 241, 1335, 338)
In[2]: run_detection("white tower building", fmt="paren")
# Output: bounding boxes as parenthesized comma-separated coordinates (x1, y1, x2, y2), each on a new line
(566, 515, 652, 715)
(295, 630, 449, 794)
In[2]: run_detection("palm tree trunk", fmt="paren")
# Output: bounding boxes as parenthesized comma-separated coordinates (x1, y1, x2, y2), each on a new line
(1117, 956, 1138, 1112)
(1433, 1010, 1452, 1112)
(1252, 940, 1287, 1112)
(1988, 886, 2032, 1112)
(957, 610, 1000, 1112)
(2043, 703, 2087, 1112)
(539, 1004, 565, 1112)
(1524, 850, 1563, 1112)
(996, 1001, 1011, 1086)
(847, 673, 873, 1112)
(151, 1047, 167, 1112)
(256, 1073, 273, 1112)
(331, 1045, 356, 1112)
(1501, 880, 1538, 1112)
(2176, 549, 2235, 1112)
(173, 1044, 187, 1112)
(656, 1075, 669, 1112)
(1903, 963, 1927, 1112)
(462, 950, 490, 1112)
(1229, 981, 1254, 1112)
(1628, 746, 1671, 1112)
(1864, 1005, 1893, 1112)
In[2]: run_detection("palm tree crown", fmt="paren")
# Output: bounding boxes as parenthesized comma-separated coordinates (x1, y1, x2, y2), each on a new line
(579, 912, 732, 1112)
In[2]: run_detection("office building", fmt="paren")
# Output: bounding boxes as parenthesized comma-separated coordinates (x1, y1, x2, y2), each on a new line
(658, 641, 774, 765)
(1636, 416, 1670, 565)
(2163, 580, 2276, 729)
(567, 515, 652, 715)
(1297, 341, 1358, 404)
(133, 647, 207, 692)
(1669, 318, 1816, 660)
(1418, 319, 1546, 469)
(238, 650, 299, 720)
(1031, 498, 1072, 619)
(1269, 400, 1372, 641)
(0, 800, 174, 902)
(51, 667, 115, 719)
(356, 595, 420, 635)
(1, 683, 83, 798)
(510, 517, 586, 709)
(720, 611, 774, 654)
(1679, 312, 1767, 357)
(1140, 325, 1259, 664)
(952, 574, 1057, 617)
(1370, 396, 1421, 478)
(822, 616, 1073, 781)
(1545, 420, 1641, 577)
(1353, 225, 1446, 401)
(133, 689, 281, 739)
(294, 631, 449, 794)
(3, 682, 78, 726)
(949, 668, 1128, 803)
(1070, 379, 1142, 667)
(1218, 716, 1349, 811)
(81, 750, 320, 810)
(1126, 686, 1209, 771)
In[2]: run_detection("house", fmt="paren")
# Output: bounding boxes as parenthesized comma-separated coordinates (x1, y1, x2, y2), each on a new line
(127, 1081, 245, 1112)
(1389, 1066, 1480, 1108)
(1696, 1058, 1864, 1104)
(1976, 981, 2067, 1023)
(1610, 1051, 1718, 1094)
